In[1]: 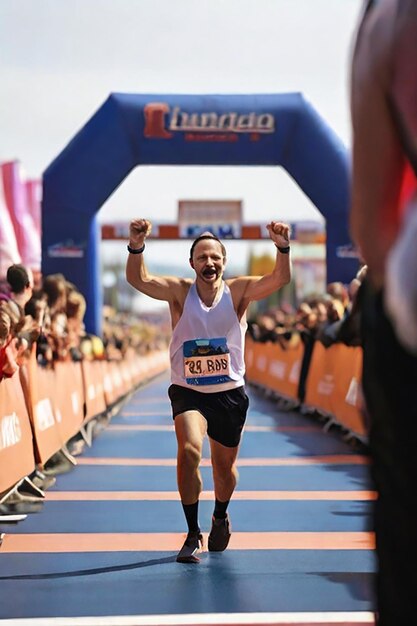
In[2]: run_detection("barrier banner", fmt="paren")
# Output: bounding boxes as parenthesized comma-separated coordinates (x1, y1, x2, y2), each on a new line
(124, 349, 144, 387)
(304, 342, 366, 437)
(53, 361, 85, 442)
(0, 375, 35, 493)
(244, 337, 267, 387)
(147, 350, 170, 379)
(22, 345, 63, 464)
(245, 337, 302, 401)
(82, 360, 107, 423)
(244, 336, 256, 381)
(120, 360, 133, 391)
(262, 339, 303, 401)
(108, 360, 125, 398)
(31, 365, 64, 463)
(102, 360, 118, 407)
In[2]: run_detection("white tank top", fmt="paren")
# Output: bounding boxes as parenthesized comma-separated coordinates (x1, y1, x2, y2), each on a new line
(170, 281, 247, 392)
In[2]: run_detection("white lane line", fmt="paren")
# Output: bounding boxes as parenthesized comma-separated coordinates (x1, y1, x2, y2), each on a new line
(0, 611, 376, 625)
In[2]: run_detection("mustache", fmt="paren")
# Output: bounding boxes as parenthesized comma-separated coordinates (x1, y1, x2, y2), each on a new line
(202, 268, 217, 276)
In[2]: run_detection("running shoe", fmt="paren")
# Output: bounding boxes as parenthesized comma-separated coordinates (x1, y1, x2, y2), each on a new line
(208, 514, 231, 552)
(176, 531, 204, 563)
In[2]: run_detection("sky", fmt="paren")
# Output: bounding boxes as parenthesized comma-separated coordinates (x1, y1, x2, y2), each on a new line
(0, 0, 363, 307)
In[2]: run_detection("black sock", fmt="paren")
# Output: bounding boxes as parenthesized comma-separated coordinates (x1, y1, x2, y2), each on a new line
(182, 501, 200, 533)
(213, 498, 229, 519)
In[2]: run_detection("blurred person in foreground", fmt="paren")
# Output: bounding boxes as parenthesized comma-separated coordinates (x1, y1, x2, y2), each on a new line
(350, 1, 417, 623)
(126, 218, 291, 563)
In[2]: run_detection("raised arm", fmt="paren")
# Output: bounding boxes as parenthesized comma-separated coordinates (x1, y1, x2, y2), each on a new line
(125, 218, 185, 302)
(229, 221, 291, 315)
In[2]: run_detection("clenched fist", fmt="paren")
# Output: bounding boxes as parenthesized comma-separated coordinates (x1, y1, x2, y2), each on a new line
(266, 221, 291, 248)
(129, 219, 152, 249)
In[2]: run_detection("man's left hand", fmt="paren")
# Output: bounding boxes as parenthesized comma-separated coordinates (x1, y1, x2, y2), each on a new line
(266, 221, 291, 247)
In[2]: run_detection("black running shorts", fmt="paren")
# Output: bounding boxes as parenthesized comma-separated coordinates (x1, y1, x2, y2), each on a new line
(168, 384, 249, 448)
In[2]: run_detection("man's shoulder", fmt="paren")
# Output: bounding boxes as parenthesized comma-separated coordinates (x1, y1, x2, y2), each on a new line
(225, 276, 252, 310)
(166, 276, 192, 288)
(178, 277, 193, 289)
(171, 277, 193, 300)
(226, 276, 251, 289)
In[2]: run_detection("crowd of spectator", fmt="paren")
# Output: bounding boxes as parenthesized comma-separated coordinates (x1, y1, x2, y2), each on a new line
(248, 264, 367, 349)
(0, 263, 171, 516)
(247, 265, 367, 406)
(0, 264, 171, 383)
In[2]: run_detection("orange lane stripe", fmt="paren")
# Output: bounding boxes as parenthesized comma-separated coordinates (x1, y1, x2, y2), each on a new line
(1, 531, 375, 553)
(46, 490, 377, 501)
(107, 425, 320, 433)
(246, 426, 319, 432)
(108, 424, 174, 431)
(129, 398, 168, 404)
(120, 411, 171, 417)
(76, 455, 369, 467)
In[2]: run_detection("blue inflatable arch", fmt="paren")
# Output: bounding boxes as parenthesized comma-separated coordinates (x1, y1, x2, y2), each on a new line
(42, 93, 357, 335)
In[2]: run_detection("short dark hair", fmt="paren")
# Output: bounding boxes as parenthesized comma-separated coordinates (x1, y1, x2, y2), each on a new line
(189, 234, 226, 260)
(6, 264, 30, 294)
(42, 273, 67, 307)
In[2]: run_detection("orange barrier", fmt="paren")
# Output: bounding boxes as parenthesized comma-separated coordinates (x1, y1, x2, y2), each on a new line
(102, 360, 120, 407)
(27, 357, 64, 465)
(245, 337, 366, 440)
(245, 338, 269, 387)
(81, 360, 108, 424)
(107, 360, 125, 401)
(245, 336, 303, 401)
(0, 349, 170, 496)
(142, 350, 170, 381)
(53, 361, 85, 442)
(125, 352, 143, 388)
(304, 342, 366, 438)
(0, 373, 35, 494)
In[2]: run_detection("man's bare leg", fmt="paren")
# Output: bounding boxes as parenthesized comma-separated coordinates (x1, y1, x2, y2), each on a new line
(174, 410, 206, 562)
(175, 410, 206, 503)
(208, 438, 240, 551)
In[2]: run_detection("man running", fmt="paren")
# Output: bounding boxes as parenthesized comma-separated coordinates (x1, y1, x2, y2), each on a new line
(126, 219, 291, 563)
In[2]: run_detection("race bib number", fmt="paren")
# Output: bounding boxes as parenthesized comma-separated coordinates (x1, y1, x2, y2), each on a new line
(183, 338, 231, 385)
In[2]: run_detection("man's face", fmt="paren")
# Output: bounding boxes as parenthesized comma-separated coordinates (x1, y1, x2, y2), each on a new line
(190, 239, 226, 283)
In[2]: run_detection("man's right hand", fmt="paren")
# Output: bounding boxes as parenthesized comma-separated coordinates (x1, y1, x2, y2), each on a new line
(129, 219, 152, 249)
